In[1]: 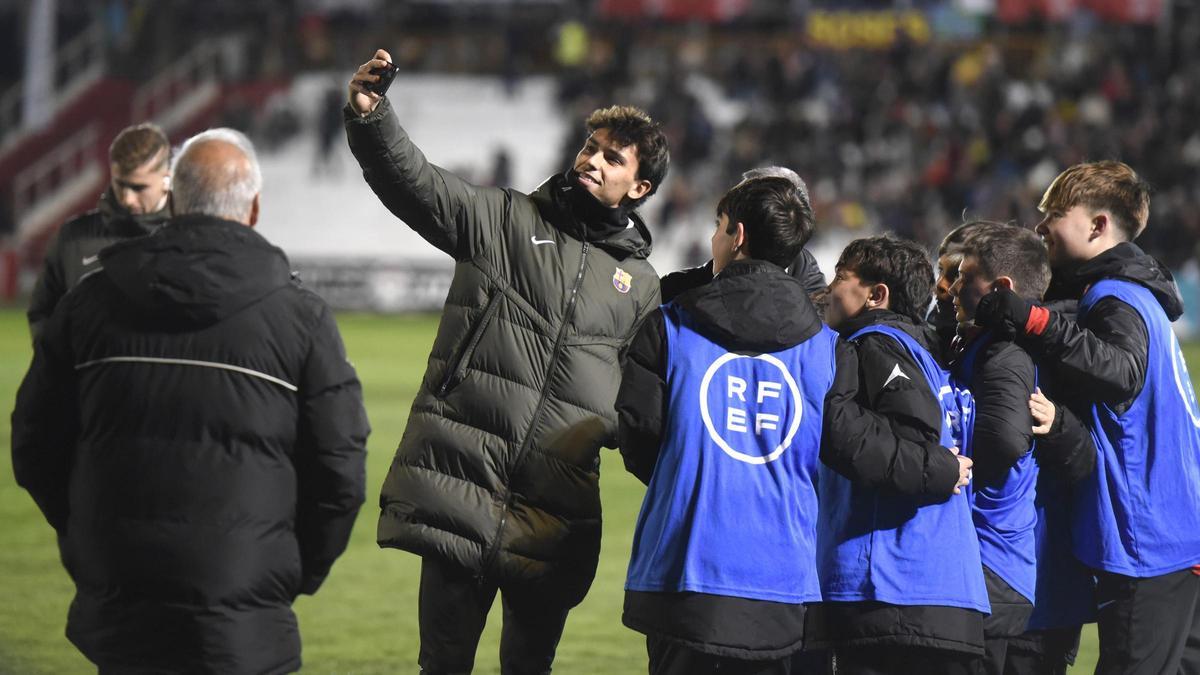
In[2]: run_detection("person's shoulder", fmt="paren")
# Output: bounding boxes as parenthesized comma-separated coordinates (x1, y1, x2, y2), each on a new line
(282, 277, 334, 316)
(57, 208, 105, 235)
(975, 339, 1035, 387)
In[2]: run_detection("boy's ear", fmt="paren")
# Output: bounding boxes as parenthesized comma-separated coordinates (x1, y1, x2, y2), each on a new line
(867, 282, 890, 310)
(992, 276, 1015, 292)
(1089, 212, 1109, 241)
(734, 221, 747, 251)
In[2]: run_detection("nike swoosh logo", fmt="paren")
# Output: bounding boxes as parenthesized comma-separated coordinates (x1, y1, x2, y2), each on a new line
(882, 363, 911, 389)
(81, 254, 100, 265)
(530, 236, 555, 246)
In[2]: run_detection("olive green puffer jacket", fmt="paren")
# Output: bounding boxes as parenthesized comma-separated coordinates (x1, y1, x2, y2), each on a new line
(346, 99, 660, 604)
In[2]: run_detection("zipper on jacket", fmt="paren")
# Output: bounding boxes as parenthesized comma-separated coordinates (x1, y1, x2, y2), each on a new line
(478, 241, 591, 581)
(438, 291, 503, 397)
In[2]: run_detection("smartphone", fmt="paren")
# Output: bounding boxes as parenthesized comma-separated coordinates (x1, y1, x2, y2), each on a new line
(363, 61, 399, 96)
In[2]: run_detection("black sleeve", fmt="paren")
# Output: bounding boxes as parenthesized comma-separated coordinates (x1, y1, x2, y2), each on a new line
(821, 339, 961, 497)
(1031, 297, 1148, 408)
(660, 260, 713, 304)
(616, 309, 667, 485)
(293, 302, 370, 595)
(11, 299, 79, 532)
(969, 344, 1036, 487)
(857, 333, 944, 444)
(1033, 400, 1097, 484)
(788, 248, 827, 296)
(27, 232, 67, 341)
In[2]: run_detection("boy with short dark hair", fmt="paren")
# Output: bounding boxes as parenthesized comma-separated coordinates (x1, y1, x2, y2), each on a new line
(975, 160, 1200, 674)
(816, 234, 987, 674)
(928, 221, 991, 358)
(947, 224, 1046, 673)
(951, 223, 1101, 675)
(616, 181, 968, 674)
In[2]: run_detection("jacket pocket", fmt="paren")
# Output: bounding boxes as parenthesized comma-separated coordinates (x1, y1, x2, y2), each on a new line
(437, 291, 503, 397)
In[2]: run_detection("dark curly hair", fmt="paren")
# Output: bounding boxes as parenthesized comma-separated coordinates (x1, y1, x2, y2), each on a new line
(585, 106, 670, 207)
(836, 234, 934, 323)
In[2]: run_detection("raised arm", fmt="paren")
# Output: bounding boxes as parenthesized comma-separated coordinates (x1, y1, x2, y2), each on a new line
(344, 49, 510, 261)
(976, 289, 1146, 408)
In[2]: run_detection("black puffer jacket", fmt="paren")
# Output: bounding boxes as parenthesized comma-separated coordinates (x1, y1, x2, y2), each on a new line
(27, 188, 168, 338)
(12, 216, 368, 674)
(809, 310, 985, 654)
(346, 99, 660, 604)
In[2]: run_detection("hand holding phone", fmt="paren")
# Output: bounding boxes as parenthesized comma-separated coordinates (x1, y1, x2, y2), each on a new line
(349, 49, 396, 116)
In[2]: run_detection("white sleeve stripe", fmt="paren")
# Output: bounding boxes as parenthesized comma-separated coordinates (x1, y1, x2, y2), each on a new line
(74, 356, 298, 392)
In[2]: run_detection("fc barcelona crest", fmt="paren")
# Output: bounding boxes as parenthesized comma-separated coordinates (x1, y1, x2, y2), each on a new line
(613, 268, 632, 294)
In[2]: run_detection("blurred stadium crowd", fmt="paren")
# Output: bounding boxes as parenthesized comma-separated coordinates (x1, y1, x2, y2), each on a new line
(3, 0, 1199, 271)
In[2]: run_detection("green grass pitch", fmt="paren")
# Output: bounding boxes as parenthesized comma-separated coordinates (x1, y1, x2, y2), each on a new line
(5, 309, 1197, 673)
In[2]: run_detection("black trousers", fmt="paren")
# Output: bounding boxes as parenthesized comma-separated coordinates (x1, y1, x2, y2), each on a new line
(830, 646, 979, 674)
(417, 557, 571, 675)
(1002, 626, 1082, 675)
(971, 565, 1036, 675)
(1094, 566, 1200, 675)
(647, 635, 823, 675)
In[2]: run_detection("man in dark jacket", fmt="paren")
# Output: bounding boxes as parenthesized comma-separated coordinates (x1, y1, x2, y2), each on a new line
(659, 166, 825, 304)
(616, 178, 968, 673)
(12, 128, 369, 675)
(347, 50, 668, 674)
(976, 160, 1200, 674)
(27, 122, 172, 339)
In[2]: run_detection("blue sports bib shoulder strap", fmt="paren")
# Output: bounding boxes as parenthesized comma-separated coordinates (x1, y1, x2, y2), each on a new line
(848, 323, 943, 398)
(1079, 278, 1151, 317)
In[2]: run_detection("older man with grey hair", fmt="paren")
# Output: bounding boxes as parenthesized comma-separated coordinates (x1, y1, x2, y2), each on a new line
(660, 166, 826, 302)
(13, 128, 368, 674)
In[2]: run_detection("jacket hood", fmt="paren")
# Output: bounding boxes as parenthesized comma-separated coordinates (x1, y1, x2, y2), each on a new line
(99, 214, 293, 327)
(97, 187, 170, 237)
(530, 173, 653, 260)
(674, 259, 824, 353)
(1073, 242, 1184, 320)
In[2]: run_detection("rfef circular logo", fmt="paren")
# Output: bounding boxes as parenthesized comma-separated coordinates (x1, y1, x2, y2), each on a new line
(1171, 333, 1200, 428)
(698, 352, 802, 464)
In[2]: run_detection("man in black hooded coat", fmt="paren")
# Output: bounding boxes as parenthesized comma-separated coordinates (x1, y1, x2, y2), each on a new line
(12, 128, 368, 675)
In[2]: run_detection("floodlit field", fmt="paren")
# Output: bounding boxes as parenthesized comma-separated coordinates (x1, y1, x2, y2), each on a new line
(7, 309, 1197, 673)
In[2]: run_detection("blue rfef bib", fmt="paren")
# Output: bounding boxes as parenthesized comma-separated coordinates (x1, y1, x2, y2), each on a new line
(1073, 279, 1200, 576)
(816, 324, 990, 613)
(1027, 476, 1097, 630)
(953, 334, 1039, 604)
(624, 304, 837, 603)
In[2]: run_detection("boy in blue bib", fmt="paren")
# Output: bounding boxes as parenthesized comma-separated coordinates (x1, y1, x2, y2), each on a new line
(815, 235, 985, 674)
(976, 160, 1200, 674)
(951, 223, 1098, 674)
